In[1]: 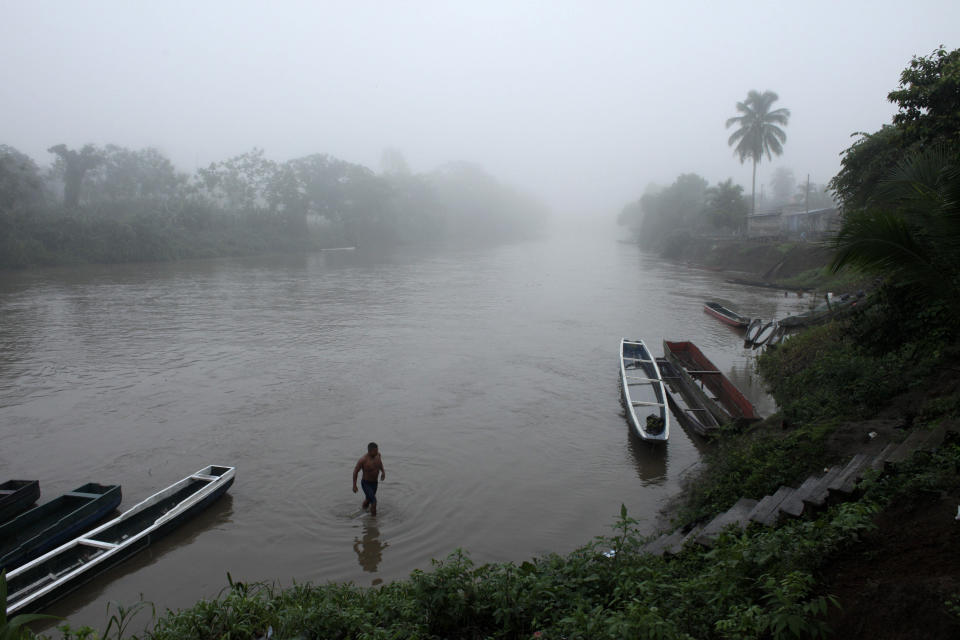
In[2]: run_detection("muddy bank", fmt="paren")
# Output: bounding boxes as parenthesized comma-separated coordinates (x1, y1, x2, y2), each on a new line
(663, 237, 834, 286)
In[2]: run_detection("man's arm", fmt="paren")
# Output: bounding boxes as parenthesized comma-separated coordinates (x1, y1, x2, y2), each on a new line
(378, 455, 386, 481)
(352, 459, 362, 492)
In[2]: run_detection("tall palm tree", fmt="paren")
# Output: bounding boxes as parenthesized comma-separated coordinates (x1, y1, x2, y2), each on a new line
(726, 90, 790, 214)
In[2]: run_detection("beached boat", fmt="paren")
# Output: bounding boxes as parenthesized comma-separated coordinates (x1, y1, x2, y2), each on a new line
(619, 339, 669, 442)
(703, 302, 750, 328)
(656, 357, 721, 437)
(743, 318, 763, 346)
(752, 321, 777, 346)
(779, 292, 866, 328)
(0, 480, 40, 526)
(5, 465, 235, 616)
(765, 324, 786, 347)
(663, 340, 760, 423)
(0, 483, 121, 573)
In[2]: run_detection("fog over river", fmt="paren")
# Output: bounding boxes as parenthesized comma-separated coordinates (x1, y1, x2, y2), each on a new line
(0, 231, 807, 629)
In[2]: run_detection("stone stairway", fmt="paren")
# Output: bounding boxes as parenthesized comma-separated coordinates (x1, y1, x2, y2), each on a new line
(642, 424, 951, 556)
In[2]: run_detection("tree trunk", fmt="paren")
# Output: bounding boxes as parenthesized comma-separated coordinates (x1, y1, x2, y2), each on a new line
(751, 159, 757, 215)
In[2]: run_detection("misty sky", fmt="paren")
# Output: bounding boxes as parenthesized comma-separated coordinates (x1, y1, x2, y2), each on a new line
(2, 1, 958, 217)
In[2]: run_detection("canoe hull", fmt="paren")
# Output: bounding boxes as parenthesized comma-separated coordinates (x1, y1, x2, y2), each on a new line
(0, 481, 40, 526)
(0, 483, 122, 573)
(703, 302, 750, 328)
(663, 340, 760, 422)
(6, 466, 234, 616)
(743, 318, 763, 346)
(619, 339, 670, 442)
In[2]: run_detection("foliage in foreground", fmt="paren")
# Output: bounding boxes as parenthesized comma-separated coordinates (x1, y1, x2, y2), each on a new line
(38, 500, 882, 640)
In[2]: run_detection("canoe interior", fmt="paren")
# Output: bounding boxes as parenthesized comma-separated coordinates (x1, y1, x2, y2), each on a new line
(8, 478, 213, 601)
(0, 480, 41, 525)
(656, 357, 721, 437)
(704, 302, 749, 327)
(0, 483, 121, 572)
(621, 340, 667, 438)
(664, 340, 759, 420)
(91, 478, 210, 545)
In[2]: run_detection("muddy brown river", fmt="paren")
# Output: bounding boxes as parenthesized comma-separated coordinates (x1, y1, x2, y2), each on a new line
(0, 230, 808, 631)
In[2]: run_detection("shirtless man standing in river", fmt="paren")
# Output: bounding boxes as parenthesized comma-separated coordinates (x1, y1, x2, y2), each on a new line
(353, 442, 386, 516)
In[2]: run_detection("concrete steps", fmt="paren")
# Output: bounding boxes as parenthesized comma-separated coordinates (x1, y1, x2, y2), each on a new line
(694, 497, 758, 548)
(640, 426, 955, 557)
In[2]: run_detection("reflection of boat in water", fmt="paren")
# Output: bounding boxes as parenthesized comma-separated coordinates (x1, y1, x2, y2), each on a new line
(353, 518, 388, 573)
(6, 465, 235, 615)
(619, 339, 669, 442)
(626, 431, 668, 485)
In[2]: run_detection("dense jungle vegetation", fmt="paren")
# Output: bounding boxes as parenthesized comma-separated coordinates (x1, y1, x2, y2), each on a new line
(4, 46, 960, 640)
(0, 146, 548, 269)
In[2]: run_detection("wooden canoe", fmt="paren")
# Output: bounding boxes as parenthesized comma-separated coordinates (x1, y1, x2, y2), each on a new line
(743, 318, 763, 346)
(753, 321, 777, 346)
(619, 339, 669, 441)
(6, 465, 235, 615)
(703, 302, 750, 328)
(663, 340, 760, 422)
(656, 357, 721, 437)
(0, 480, 40, 526)
(0, 483, 121, 573)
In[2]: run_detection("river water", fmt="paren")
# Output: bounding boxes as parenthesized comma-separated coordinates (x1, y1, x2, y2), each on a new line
(0, 229, 809, 630)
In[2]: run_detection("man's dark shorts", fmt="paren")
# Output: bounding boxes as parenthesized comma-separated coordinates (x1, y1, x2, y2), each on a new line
(360, 479, 378, 504)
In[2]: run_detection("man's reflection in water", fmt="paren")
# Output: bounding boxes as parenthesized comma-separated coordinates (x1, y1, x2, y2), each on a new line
(353, 517, 388, 575)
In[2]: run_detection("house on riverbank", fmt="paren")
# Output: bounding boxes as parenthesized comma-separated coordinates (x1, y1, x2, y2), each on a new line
(747, 206, 839, 241)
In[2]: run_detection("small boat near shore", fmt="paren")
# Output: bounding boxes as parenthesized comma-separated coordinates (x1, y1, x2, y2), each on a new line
(752, 321, 777, 346)
(765, 324, 786, 347)
(5, 465, 235, 616)
(663, 340, 760, 423)
(0, 483, 121, 573)
(743, 318, 763, 346)
(0, 480, 40, 526)
(656, 357, 721, 437)
(703, 302, 750, 328)
(779, 292, 866, 328)
(619, 339, 669, 442)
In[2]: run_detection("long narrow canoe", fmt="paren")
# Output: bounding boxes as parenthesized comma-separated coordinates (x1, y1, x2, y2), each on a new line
(779, 292, 865, 328)
(703, 302, 750, 328)
(753, 321, 777, 346)
(663, 340, 760, 423)
(0, 481, 40, 526)
(619, 339, 669, 442)
(0, 483, 121, 573)
(743, 318, 763, 346)
(656, 357, 721, 437)
(6, 465, 235, 616)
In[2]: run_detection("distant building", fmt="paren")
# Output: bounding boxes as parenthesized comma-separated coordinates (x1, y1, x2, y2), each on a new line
(746, 206, 839, 240)
(746, 208, 783, 240)
(782, 206, 839, 239)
